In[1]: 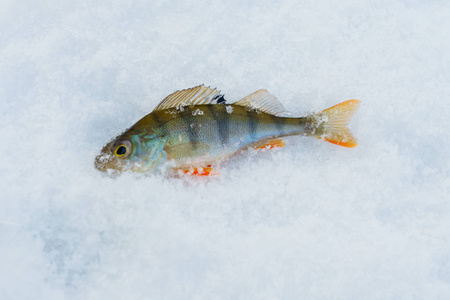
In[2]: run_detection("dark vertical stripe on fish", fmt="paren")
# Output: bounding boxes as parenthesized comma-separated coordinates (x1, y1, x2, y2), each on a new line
(207, 105, 229, 146)
(271, 114, 285, 136)
(152, 112, 166, 134)
(246, 110, 257, 141)
(181, 107, 198, 150)
(218, 106, 230, 146)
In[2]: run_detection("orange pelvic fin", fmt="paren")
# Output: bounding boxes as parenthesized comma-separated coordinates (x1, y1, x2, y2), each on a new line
(314, 99, 360, 148)
(254, 138, 286, 150)
(182, 165, 219, 176)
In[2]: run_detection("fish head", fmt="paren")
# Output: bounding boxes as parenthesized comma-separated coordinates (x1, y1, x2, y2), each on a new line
(95, 133, 168, 174)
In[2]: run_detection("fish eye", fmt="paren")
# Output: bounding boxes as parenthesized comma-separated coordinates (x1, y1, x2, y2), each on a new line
(115, 145, 127, 156)
(112, 139, 132, 158)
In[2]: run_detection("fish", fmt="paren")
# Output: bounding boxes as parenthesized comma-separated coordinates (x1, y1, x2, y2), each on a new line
(95, 85, 360, 176)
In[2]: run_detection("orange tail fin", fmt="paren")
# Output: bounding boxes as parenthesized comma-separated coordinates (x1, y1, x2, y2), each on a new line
(311, 99, 360, 148)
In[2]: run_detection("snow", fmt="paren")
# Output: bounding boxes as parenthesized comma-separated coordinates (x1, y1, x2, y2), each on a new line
(1, 0, 450, 299)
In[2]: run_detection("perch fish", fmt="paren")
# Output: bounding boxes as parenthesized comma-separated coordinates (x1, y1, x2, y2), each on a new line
(95, 85, 360, 175)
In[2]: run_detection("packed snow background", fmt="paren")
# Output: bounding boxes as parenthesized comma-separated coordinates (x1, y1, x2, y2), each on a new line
(1, 0, 450, 299)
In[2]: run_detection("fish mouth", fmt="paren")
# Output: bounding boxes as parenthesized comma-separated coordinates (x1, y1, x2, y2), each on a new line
(95, 153, 114, 172)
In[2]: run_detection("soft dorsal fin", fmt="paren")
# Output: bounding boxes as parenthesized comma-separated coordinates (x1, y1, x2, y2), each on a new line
(234, 89, 287, 116)
(153, 85, 225, 111)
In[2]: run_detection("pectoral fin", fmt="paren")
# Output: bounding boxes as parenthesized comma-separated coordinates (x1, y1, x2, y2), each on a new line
(165, 141, 211, 160)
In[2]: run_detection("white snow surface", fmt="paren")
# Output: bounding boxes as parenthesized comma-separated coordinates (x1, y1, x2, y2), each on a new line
(1, 1, 450, 299)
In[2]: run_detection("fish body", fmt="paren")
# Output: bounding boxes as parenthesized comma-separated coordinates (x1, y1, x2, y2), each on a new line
(136, 104, 309, 166)
(95, 85, 360, 175)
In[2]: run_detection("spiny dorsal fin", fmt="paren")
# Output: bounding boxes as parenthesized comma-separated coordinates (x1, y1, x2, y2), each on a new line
(234, 89, 287, 116)
(153, 85, 225, 111)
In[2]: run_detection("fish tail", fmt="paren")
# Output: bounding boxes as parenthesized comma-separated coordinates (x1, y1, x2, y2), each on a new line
(307, 99, 360, 148)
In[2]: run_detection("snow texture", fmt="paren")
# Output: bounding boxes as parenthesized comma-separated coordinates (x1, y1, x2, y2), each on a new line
(1, 0, 450, 299)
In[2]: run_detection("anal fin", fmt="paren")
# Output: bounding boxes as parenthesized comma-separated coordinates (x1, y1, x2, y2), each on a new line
(253, 138, 286, 150)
